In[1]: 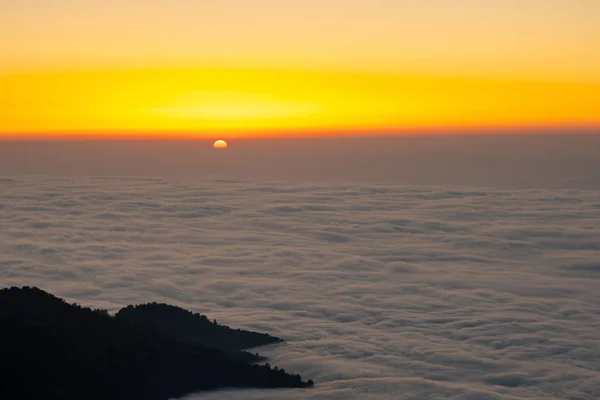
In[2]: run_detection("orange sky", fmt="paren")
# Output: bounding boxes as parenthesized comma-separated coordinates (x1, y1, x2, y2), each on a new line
(1, 1, 599, 139)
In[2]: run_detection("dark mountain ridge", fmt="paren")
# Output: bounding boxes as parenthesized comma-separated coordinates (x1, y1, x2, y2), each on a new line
(116, 302, 283, 363)
(0, 286, 313, 400)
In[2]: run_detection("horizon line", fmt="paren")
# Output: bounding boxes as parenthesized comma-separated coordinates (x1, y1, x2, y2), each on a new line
(1, 125, 599, 141)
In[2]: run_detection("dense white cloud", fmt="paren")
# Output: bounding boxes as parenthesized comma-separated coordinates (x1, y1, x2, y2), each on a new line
(1, 176, 599, 399)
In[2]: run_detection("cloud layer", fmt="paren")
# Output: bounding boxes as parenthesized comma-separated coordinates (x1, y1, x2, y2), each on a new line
(1, 176, 599, 399)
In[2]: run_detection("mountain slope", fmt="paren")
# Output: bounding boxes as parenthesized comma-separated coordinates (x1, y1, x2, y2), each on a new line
(0, 286, 313, 400)
(116, 302, 282, 362)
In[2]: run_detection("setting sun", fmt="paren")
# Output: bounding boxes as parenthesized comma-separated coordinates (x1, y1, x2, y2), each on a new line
(213, 140, 228, 149)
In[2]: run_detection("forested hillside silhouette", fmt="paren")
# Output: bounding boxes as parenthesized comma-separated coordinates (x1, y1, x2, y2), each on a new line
(0, 286, 313, 400)
(116, 302, 282, 362)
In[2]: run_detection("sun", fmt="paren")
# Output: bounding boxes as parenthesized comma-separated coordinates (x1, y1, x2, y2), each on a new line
(213, 140, 228, 149)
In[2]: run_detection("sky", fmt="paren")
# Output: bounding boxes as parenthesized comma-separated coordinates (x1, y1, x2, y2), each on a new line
(1, 0, 599, 138)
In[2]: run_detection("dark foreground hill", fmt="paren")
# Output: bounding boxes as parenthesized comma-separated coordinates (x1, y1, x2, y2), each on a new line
(0, 286, 313, 400)
(116, 302, 282, 363)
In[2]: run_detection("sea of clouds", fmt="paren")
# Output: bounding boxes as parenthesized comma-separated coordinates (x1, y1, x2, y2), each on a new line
(1, 175, 599, 399)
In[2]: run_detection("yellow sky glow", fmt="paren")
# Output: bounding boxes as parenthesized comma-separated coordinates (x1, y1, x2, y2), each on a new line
(1, 1, 599, 138)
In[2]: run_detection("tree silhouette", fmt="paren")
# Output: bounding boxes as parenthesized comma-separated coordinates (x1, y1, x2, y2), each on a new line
(0, 286, 314, 400)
